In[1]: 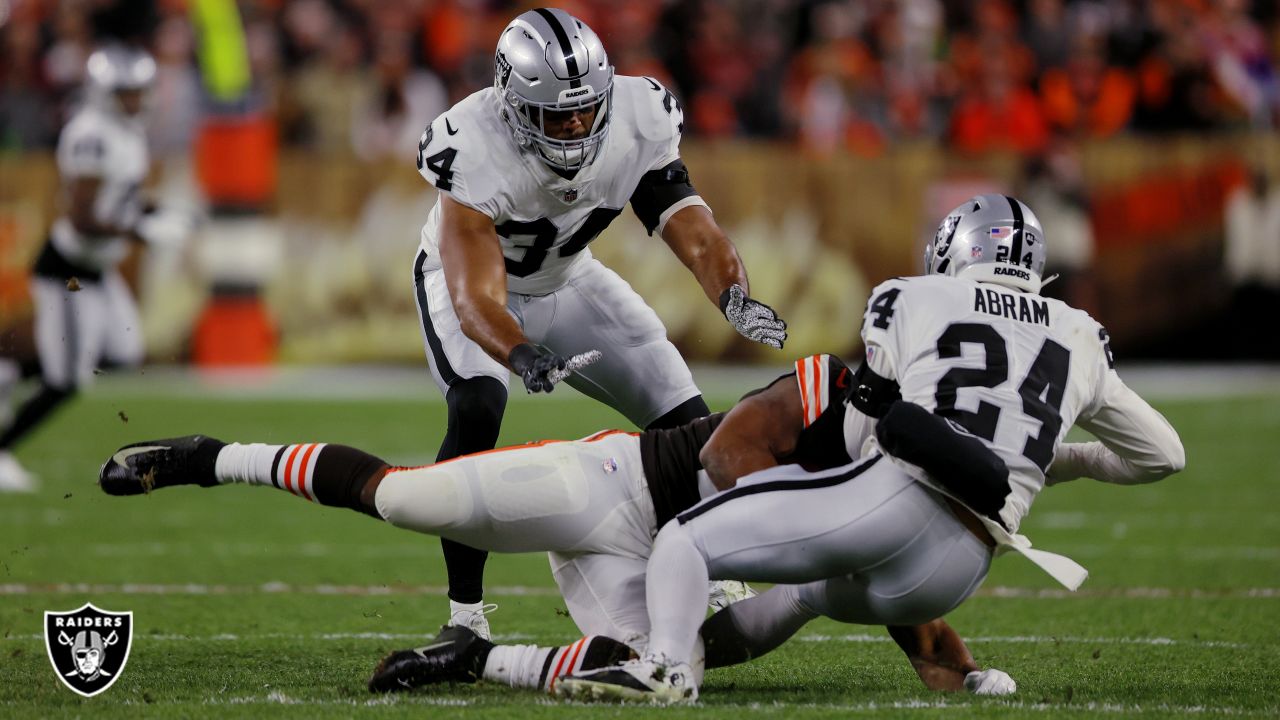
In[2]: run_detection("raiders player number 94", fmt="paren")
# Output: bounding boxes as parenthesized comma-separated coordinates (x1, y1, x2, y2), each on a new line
(407, 8, 786, 639)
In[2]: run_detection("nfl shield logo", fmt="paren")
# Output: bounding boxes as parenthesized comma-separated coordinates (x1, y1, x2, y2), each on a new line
(563, 188, 578, 203)
(45, 603, 133, 697)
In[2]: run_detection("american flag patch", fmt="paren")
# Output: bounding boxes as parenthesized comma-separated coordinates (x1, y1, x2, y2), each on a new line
(990, 226, 1013, 240)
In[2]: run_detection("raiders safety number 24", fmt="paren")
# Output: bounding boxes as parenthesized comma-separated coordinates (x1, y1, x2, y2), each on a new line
(933, 322, 1069, 472)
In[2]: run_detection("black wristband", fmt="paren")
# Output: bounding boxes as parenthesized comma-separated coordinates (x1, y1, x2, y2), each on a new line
(508, 343, 539, 374)
(718, 288, 733, 315)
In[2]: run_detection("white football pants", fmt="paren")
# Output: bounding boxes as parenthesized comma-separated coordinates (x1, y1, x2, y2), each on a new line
(645, 454, 992, 664)
(374, 431, 659, 643)
(32, 271, 143, 389)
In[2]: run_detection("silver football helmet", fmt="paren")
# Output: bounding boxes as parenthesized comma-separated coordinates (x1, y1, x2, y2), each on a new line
(493, 8, 614, 171)
(925, 194, 1047, 293)
(85, 44, 156, 116)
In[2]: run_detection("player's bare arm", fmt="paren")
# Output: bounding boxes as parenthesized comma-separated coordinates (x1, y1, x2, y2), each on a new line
(659, 200, 787, 349)
(699, 378, 803, 490)
(887, 621, 977, 692)
(65, 177, 135, 240)
(887, 621, 1016, 694)
(437, 194, 569, 393)
(437, 194, 531, 367)
(659, 206, 748, 304)
(66, 165, 191, 250)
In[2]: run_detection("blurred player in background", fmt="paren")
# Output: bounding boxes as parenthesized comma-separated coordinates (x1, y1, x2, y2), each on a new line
(0, 44, 192, 492)
(562, 195, 1186, 704)
(410, 8, 785, 635)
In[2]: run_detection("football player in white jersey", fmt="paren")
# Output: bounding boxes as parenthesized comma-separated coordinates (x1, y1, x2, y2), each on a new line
(561, 194, 1186, 704)
(0, 45, 191, 492)
(409, 8, 785, 635)
(98, 347, 1016, 697)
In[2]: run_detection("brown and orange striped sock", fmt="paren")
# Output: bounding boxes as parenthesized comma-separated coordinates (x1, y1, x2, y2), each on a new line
(214, 442, 388, 515)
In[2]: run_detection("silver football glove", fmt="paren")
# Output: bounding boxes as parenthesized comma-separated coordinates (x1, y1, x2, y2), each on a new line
(508, 345, 601, 393)
(720, 284, 787, 349)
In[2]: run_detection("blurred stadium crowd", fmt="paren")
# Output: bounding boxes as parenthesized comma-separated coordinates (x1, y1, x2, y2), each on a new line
(2, 0, 1278, 159)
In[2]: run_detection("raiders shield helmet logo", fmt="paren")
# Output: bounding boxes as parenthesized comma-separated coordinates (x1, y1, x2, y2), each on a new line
(45, 603, 133, 697)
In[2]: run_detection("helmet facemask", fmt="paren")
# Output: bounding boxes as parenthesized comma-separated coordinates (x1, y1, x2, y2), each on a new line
(499, 78, 613, 172)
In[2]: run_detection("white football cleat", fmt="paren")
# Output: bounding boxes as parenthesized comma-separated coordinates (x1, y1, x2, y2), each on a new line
(707, 580, 756, 611)
(0, 451, 37, 493)
(557, 655, 697, 704)
(965, 668, 1017, 695)
(446, 601, 497, 641)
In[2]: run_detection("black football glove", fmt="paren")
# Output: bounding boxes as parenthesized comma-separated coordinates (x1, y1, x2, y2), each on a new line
(508, 343, 568, 394)
(719, 284, 787, 349)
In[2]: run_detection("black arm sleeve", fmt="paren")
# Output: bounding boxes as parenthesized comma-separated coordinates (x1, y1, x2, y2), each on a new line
(848, 361, 901, 419)
(875, 400, 1011, 526)
(629, 159, 700, 235)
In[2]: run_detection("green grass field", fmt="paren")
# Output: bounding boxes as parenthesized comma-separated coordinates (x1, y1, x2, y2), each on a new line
(2, 370, 1278, 718)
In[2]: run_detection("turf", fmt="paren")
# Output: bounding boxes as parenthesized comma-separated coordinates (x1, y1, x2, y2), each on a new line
(1, 379, 1278, 718)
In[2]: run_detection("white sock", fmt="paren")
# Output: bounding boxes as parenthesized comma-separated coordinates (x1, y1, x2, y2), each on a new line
(482, 644, 550, 690)
(644, 521, 710, 666)
(214, 443, 283, 486)
(450, 599, 484, 616)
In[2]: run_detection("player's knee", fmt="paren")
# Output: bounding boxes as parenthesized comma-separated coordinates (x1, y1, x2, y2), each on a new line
(646, 395, 710, 430)
(446, 377, 507, 442)
(308, 444, 390, 516)
(653, 519, 704, 562)
(374, 466, 471, 534)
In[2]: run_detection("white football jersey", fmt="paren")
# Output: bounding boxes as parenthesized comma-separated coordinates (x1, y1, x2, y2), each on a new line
(861, 274, 1119, 532)
(50, 106, 149, 272)
(414, 75, 706, 295)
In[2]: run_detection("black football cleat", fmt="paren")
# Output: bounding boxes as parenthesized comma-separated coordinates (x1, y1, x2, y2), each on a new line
(368, 625, 495, 693)
(98, 435, 225, 496)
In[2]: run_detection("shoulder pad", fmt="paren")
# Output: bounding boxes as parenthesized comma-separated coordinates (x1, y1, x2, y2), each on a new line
(57, 112, 111, 176)
(619, 75, 685, 143)
(416, 92, 501, 207)
(1069, 307, 1115, 369)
